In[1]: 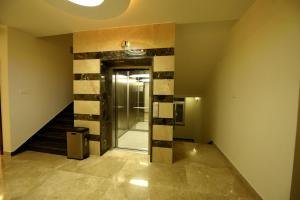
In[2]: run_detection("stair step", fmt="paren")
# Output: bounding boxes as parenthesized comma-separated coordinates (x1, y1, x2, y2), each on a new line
(35, 131, 67, 142)
(18, 102, 75, 156)
(53, 117, 74, 124)
(27, 140, 67, 156)
(58, 112, 73, 117)
(45, 124, 74, 132)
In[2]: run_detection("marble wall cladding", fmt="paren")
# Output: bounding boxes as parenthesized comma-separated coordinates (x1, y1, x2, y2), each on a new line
(73, 23, 175, 160)
(74, 48, 174, 60)
(153, 125, 173, 141)
(74, 94, 101, 101)
(74, 120, 100, 135)
(73, 80, 100, 94)
(88, 134, 101, 141)
(153, 56, 175, 72)
(102, 58, 152, 67)
(152, 140, 173, 148)
(153, 79, 174, 95)
(153, 95, 174, 102)
(73, 23, 175, 53)
(74, 114, 101, 121)
(153, 72, 174, 79)
(158, 102, 174, 118)
(74, 101, 100, 115)
(152, 118, 174, 125)
(152, 147, 173, 164)
(89, 141, 100, 155)
(73, 59, 100, 73)
(74, 74, 100, 80)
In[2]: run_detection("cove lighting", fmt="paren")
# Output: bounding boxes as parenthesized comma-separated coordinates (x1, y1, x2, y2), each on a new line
(67, 0, 104, 7)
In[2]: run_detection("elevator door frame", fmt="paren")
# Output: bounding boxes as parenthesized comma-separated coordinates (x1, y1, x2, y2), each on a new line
(111, 66, 152, 153)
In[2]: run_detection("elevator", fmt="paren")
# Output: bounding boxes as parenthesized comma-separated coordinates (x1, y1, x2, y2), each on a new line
(112, 69, 150, 151)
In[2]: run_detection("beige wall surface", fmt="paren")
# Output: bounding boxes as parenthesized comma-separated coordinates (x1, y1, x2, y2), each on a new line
(0, 25, 12, 151)
(203, 0, 300, 199)
(291, 88, 300, 200)
(174, 97, 203, 142)
(175, 21, 235, 96)
(5, 28, 73, 152)
(73, 23, 175, 53)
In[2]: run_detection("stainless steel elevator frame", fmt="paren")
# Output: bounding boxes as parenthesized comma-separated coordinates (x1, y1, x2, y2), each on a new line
(111, 67, 151, 152)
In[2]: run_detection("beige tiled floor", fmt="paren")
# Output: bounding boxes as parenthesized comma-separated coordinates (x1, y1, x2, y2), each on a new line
(0, 142, 261, 200)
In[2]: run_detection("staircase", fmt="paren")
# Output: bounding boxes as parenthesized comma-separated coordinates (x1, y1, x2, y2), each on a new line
(25, 103, 74, 155)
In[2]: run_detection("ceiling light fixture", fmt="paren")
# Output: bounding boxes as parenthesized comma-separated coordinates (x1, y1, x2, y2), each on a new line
(67, 0, 104, 7)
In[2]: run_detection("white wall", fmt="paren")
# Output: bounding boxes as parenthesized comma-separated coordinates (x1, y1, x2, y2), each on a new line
(174, 97, 203, 142)
(203, 0, 300, 199)
(2, 28, 73, 152)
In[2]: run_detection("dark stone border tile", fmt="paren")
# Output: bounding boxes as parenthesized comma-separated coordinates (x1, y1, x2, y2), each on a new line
(74, 94, 102, 101)
(152, 140, 173, 148)
(88, 134, 101, 141)
(74, 52, 101, 60)
(174, 97, 185, 101)
(153, 95, 174, 102)
(145, 48, 174, 56)
(74, 48, 175, 60)
(153, 72, 174, 79)
(74, 114, 101, 121)
(173, 138, 194, 142)
(152, 118, 174, 125)
(74, 74, 100, 80)
(102, 58, 152, 67)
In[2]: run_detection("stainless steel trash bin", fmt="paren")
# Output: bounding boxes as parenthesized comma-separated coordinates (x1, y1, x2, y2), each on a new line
(67, 127, 89, 160)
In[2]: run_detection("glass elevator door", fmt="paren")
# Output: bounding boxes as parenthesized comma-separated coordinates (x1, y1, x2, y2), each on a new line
(114, 70, 150, 151)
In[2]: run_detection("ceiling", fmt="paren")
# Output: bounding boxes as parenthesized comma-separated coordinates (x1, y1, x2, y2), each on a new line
(0, 0, 255, 36)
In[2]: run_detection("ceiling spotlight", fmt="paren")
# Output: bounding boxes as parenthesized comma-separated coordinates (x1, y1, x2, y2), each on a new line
(67, 0, 104, 7)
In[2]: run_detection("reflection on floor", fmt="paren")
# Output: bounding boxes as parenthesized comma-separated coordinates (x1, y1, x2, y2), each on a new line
(132, 121, 149, 131)
(0, 141, 261, 200)
(118, 130, 148, 151)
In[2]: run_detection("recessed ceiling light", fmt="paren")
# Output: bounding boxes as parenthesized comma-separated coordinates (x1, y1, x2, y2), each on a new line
(67, 0, 104, 7)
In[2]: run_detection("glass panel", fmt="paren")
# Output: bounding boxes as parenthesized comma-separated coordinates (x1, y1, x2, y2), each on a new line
(175, 101, 185, 125)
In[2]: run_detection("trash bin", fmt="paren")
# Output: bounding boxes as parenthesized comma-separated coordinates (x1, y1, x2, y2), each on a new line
(67, 127, 89, 160)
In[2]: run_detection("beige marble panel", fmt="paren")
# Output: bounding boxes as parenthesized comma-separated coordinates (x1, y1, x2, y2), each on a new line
(153, 79, 174, 95)
(73, 23, 175, 53)
(73, 59, 100, 74)
(158, 102, 174, 118)
(89, 141, 100, 155)
(74, 101, 100, 115)
(73, 80, 100, 94)
(153, 56, 175, 72)
(74, 120, 100, 135)
(153, 125, 173, 141)
(152, 147, 173, 164)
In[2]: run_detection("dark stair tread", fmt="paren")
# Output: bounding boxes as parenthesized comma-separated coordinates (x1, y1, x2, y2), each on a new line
(35, 131, 67, 141)
(19, 102, 74, 156)
(58, 112, 74, 117)
(53, 117, 74, 123)
(27, 140, 67, 156)
(45, 124, 74, 132)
